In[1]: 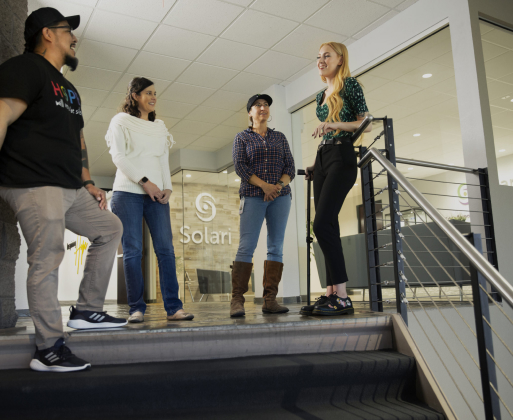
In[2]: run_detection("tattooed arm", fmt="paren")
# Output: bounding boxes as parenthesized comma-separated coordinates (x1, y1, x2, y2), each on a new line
(81, 129, 107, 210)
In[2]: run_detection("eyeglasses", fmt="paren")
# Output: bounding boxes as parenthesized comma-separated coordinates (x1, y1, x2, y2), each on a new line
(48, 25, 74, 34)
(252, 103, 269, 108)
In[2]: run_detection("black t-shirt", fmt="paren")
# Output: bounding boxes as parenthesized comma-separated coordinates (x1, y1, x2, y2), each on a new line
(0, 53, 84, 189)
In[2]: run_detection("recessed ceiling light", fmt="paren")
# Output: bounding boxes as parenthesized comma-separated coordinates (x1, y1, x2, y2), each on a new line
(186, 174, 191, 178)
(422, 74, 432, 78)
(449, 163, 455, 165)
(413, 133, 421, 137)
(354, 183, 358, 186)
(235, 179, 240, 182)
(510, 99, 513, 103)
(408, 168, 413, 170)
(222, 170, 227, 173)
(311, 196, 314, 199)
(499, 149, 506, 152)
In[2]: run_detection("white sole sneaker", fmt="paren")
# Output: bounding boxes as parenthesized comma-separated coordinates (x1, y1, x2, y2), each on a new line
(29, 359, 91, 373)
(67, 319, 128, 329)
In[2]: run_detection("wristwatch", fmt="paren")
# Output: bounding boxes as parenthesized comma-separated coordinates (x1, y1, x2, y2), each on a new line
(138, 177, 149, 186)
(83, 180, 95, 187)
(277, 180, 285, 188)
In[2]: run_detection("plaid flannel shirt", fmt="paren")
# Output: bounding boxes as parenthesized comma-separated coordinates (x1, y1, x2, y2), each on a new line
(232, 128, 295, 197)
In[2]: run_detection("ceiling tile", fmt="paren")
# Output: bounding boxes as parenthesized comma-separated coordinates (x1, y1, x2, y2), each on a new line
(77, 39, 138, 72)
(164, 0, 244, 36)
(84, 9, 158, 49)
(202, 90, 249, 111)
(486, 79, 513, 101)
(82, 105, 97, 122)
(185, 106, 235, 124)
(479, 21, 497, 36)
(96, 0, 177, 22)
(287, 62, 316, 82)
(405, 28, 452, 61)
(365, 81, 422, 103)
(113, 73, 172, 94)
(498, 72, 513, 85)
(83, 121, 110, 151)
(159, 83, 216, 104)
(222, 110, 249, 128)
(305, 0, 390, 37)
(484, 52, 513, 79)
(176, 63, 238, 89)
(222, 0, 252, 5)
(221, 10, 298, 49)
(432, 51, 453, 68)
(172, 119, 217, 136)
(28, 0, 94, 38)
(371, 0, 403, 6)
(395, 0, 418, 11)
(394, 62, 454, 88)
(222, 72, 282, 94)
(357, 74, 391, 93)
(245, 51, 311, 79)
(67, 66, 122, 90)
(127, 51, 191, 81)
(158, 116, 180, 128)
(197, 39, 266, 70)
(353, 10, 399, 40)
(250, 0, 329, 22)
(157, 99, 197, 118)
(189, 136, 234, 149)
(171, 132, 200, 147)
(428, 76, 457, 96)
(144, 26, 215, 61)
(482, 41, 509, 62)
(366, 53, 429, 80)
(206, 125, 241, 138)
(102, 92, 126, 109)
(273, 25, 346, 60)
(76, 87, 109, 107)
(90, 151, 117, 176)
(90, 107, 118, 123)
(482, 26, 513, 50)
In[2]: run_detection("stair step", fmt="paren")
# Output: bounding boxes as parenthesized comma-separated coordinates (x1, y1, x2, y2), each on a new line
(2, 350, 444, 420)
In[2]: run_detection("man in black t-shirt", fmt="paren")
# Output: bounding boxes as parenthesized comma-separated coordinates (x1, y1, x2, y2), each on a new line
(0, 7, 127, 372)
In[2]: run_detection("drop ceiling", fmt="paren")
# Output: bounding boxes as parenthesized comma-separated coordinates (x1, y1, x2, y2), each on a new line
(28, 0, 419, 176)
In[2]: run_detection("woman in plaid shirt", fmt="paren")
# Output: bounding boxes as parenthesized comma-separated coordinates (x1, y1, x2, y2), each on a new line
(229, 94, 295, 318)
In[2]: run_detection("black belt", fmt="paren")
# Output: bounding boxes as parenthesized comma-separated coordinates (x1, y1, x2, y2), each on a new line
(318, 137, 351, 150)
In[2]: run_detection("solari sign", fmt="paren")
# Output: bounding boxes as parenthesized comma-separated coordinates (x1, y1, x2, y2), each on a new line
(180, 193, 232, 245)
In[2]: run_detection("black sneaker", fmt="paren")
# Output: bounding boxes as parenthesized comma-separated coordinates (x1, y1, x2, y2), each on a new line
(300, 295, 329, 316)
(67, 306, 127, 330)
(29, 338, 91, 372)
(312, 293, 354, 316)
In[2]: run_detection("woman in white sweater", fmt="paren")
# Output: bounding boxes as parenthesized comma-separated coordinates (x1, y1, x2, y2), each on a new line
(106, 77, 194, 322)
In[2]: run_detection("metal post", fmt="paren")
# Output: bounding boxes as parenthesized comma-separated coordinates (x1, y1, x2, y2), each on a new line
(360, 146, 383, 312)
(384, 118, 407, 324)
(298, 169, 312, 305)
(467, 233, 501, 420)
(478, 168, 501, 302)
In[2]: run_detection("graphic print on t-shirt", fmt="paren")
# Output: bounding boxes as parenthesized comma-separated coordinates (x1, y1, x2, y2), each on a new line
(51, 80, 82, 116)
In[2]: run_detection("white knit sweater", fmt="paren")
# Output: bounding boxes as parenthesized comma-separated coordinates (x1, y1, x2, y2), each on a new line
(106, 113, 174, 195)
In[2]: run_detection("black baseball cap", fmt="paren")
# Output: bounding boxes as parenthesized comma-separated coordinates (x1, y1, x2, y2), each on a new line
(24, 7, 80, 42)
(247, 94, 273, 112)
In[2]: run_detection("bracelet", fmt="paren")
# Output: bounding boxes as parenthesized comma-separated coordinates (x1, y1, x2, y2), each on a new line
(83, 180, 95, 187)
(277, 180, 285, 188)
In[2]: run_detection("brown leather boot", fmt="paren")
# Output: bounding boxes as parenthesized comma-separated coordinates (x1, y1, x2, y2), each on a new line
(230, 261, 253, 318)
(262, 260, 289, 314)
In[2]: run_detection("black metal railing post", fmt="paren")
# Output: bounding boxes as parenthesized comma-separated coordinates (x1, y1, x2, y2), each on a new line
(478, 168, 501, 302)
(467, 232, 501, 420)
(384, 118, 407, 324)
(297, 169, 313, 305)
(360, 146, 383, 312)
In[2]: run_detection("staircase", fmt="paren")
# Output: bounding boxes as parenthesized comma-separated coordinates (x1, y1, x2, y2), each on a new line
(2, 349, 444, 420)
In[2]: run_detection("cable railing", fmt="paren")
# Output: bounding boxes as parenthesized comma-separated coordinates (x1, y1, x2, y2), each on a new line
(358, 134, 513, 420)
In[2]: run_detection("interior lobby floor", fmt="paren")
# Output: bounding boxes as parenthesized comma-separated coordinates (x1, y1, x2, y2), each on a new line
(4, 300, 383, 339)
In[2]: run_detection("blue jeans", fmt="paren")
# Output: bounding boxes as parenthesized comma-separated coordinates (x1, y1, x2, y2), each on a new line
(111, 191, 183, 315)
(235, 194, 291, 263)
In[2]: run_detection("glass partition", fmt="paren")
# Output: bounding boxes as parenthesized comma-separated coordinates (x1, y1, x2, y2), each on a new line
(480, 21, 513, 187)
(168, 167, 250, 303)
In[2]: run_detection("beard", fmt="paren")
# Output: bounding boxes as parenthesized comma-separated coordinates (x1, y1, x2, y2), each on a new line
(64, 53, 79, 72)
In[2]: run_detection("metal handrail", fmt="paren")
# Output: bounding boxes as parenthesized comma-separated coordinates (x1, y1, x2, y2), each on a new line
(395, 157, 477, 173)
(359, 147, 513, 308)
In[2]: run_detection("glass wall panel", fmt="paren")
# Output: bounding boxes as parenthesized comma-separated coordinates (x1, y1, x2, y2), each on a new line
(480, 21, 513, 187)
(169, 168, 249, 303)
(292, 26, 468, 301)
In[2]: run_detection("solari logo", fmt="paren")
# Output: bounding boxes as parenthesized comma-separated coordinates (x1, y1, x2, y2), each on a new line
(458, 184, 468, 206)
(195, 193, 216, 222)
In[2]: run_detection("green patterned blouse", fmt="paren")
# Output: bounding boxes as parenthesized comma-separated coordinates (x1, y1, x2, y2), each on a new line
(315, 77, 369, 140)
